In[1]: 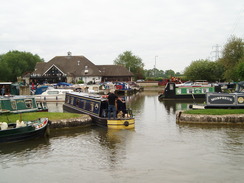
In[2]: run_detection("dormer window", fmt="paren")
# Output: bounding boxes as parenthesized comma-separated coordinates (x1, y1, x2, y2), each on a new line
(84, 66, 88, 74)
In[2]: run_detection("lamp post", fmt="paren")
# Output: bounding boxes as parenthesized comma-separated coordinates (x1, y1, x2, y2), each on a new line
(154, 56, 158, 77)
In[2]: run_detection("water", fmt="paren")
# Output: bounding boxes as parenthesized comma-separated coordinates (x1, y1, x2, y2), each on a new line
(1, 91, 244, 183)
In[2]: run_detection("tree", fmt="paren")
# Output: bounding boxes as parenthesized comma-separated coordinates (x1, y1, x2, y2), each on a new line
(219, 36, 244, 81)
(237, 59, 244, 80)
(114, 51, 144, 79)
(184, 59, 224, 82)
(164, 70, 175, 78)
(0, 50, 44, 82)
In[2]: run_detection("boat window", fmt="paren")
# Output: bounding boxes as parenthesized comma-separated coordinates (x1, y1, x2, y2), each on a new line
(203, 88, 208, 93)
(176, 88, 181, 94)
(47, 91, 59, 95)
(65, 96, 69, 103)
(70, 97, 74, 105)
(90, 102, 94, 111)
(11, 101, 17, 110)
(76, 99, 80, 107)
(83, 100, 86, 109)
(25, 99, 33, 108)
(169, 84, 174, 90)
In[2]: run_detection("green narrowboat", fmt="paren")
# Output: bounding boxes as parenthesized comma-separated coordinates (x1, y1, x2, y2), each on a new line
(0, 118, 49, 143)
(0, 96, 47, 114)
(158, 82, 221, 100)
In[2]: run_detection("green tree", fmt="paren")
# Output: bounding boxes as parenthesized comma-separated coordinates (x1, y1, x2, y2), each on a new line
(165, 70, 175, 78)
(114, 51, 144, 79)
(219, 36, 244, 81)
(184, 59, 224, 82)
(237, 59, 244, 80)
(0, 50, 44, 82)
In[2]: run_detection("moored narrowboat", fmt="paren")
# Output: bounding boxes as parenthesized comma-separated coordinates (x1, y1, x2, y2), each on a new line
(158, 82, 221, 100)
(0, 95, 47, 114)
(191, 81, 244, 109)
(204, 92, 244, 109)
(0, 118, 49, 143)
(63, 92, 135, 129)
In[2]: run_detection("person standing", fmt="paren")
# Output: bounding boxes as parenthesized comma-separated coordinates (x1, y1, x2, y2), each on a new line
(117, 97, 127, 117)
(107, 90, 118, 119)
(1, 86, 5, 96)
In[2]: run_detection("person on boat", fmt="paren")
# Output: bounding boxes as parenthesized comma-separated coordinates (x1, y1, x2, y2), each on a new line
(117, 97, 127, 118)
(107, 90, 118, 119)
(1, 86, 5, 96)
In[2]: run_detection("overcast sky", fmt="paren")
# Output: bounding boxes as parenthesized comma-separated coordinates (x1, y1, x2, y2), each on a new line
(1, 0, 243, 73)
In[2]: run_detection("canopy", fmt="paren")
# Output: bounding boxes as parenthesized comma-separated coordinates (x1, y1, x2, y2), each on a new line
(56, 82, 73, 86)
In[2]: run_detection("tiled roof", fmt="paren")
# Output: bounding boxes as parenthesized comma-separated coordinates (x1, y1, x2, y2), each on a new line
(32, 56, 102, 76)
(32, 56, 133, 77)
(97, 65, 134, 76)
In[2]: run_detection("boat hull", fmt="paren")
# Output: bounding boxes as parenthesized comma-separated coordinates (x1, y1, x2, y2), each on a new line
(63, 101, 135, 130)
(205, 92, 244, 109)
(159, 93, 206, 100)
(107, 119, 135, 129)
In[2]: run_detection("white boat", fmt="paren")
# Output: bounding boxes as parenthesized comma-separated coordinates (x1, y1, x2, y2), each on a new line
(35, 89, 73, 102)
(74, 84, 110, 94)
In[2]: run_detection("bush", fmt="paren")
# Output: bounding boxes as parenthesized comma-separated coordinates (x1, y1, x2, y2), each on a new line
(77, 80, 84, 84)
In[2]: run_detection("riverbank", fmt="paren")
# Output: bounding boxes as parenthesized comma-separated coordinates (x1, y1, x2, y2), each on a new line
(50, 115, 92, 128)
(176, 110, 244, 124)
(0, 112, 93, 129)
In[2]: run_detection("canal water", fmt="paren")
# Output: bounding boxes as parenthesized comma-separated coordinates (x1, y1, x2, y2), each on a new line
(1, 91, 244, 183)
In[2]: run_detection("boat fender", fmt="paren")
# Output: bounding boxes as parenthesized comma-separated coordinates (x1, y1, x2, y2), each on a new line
(124, 121, 129, 126)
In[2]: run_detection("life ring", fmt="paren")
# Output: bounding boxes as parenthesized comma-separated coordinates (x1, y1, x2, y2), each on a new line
(124, 121, 129, 126)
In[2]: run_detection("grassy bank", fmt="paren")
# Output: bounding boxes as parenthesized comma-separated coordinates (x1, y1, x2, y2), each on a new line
(184, 109, 244, 115)
(0, 112, 85, 123)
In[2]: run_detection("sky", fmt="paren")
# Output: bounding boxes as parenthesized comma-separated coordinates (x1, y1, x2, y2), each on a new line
(1, 0, 243, 73)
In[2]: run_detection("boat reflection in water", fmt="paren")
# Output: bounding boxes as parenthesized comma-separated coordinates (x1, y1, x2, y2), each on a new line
(159, 98, 205, 114)
(0, 137, 50, 155)
(94, 127, 135, 168)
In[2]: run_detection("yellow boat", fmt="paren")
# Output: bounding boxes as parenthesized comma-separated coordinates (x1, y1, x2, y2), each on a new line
(107, 118, 135, 129)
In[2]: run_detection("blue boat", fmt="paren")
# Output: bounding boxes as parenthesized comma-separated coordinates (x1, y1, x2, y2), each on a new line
(63, 92, 135, 129)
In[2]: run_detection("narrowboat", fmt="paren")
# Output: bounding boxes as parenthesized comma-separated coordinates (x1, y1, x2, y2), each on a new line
(158, 82, 221, 100)
(63, 92, 135, 129)
(0, 118, 49, 143)
(191, 81, 244, 109)
(0, 95, 47, 114)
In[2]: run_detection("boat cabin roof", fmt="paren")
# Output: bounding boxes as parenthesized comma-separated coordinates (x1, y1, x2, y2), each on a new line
(67, 92, 107, 102)
(0, 95, 35, 100)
